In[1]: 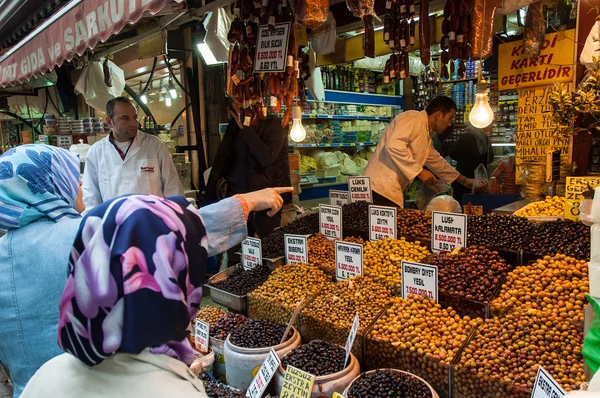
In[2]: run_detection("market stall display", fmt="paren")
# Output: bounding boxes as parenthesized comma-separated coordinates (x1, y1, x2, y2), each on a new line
(342, 201, 370, 234)
(196, 306, 228, 325)
(366, 295, 481, 394)
(344, 369, 437, 398)
(524, 219, 591, 261)
(201, 374, 245, 398)
(210, 313, 250, 341)
(262, 213, 320, 259)
(513, 195, 567, 218)
(307, 233, 365, 277)
(363, 238, 430, 295)
(207, 264, 272, 296)
(467, 213, 535, 251)
(397, 209, 432, 242)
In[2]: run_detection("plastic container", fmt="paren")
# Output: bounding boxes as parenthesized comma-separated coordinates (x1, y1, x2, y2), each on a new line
(224, 326, 301, 392)
(190, 347, 215, 376)
(272, 349, 360, 398)
(206, 265, 248, 313)
(210, 338, 226, 378)
(342, 369, 439, 398)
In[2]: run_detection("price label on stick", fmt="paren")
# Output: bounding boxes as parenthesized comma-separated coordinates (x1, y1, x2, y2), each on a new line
(284, 234, 308, 264)
(335, 241, 363, 280)
(319, 204, 343, 239)
(348, 177, 372, 203)
(530, 366, 566, 398)
(344, 313, 359, 367)
(194, 319, 210, 353)
(401, 261, 438, 302)
(246, 349, 281, 398)
(431, 211, 467, 253)
(369, 205, 397, 241)
(279, 365, 315, 398)
(330, 190, 350, 207)
(242, 237, 262, 270)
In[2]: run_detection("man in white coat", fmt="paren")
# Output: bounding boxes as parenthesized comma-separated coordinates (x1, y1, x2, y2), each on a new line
(364, 96, 473, 207)
(82, 97, 184, 211)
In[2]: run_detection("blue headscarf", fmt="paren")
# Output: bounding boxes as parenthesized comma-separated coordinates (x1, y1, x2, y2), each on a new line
(0, 144, 80, 230)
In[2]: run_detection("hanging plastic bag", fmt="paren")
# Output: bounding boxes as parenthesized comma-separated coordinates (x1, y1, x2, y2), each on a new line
(305, 49, 325, 101)
(417, 179, 448, 210)
(425, 195, 462, 213)
(74, 59, 125, 112)
(204, 8, 233, 63)
(69, 140, 92, 162)
(496, 0, 538, 15)
(312, 12, 336, 54)
(472, 163, 490, 194)
(580, 21, 600, 70)
(584, 295, 600, 376)
(296, 0, 329, 29)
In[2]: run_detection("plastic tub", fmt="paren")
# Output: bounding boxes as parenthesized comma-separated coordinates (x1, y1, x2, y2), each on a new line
(343, 369, 439, 398)
(224, 326, 301, 392)
(190, 347, 215, 376)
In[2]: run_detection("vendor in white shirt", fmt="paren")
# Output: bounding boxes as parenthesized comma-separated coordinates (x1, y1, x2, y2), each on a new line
(82, 97, 183, 211)
(364, 96, 474, 207)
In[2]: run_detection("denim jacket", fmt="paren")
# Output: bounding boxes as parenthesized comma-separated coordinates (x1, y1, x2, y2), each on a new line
(0, 197, 246, 397)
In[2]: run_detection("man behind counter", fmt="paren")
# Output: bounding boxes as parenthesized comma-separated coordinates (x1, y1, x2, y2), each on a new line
(364, 96, 474, 207)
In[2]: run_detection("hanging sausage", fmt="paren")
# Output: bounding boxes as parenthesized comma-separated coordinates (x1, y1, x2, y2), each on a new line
(471, 0, 497, 60)
(346, 0, 379, 58)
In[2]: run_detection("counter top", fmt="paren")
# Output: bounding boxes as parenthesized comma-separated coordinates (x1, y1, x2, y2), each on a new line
(493, 199, 534, 215)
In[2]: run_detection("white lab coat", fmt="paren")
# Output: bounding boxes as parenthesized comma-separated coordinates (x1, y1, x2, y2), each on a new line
(364, 110, 460, 207)
(82, 130, 184, 211)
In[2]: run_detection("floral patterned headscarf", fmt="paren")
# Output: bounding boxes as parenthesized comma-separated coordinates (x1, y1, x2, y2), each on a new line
(58, 194, 208, 367)
(0, 144, 80, 230)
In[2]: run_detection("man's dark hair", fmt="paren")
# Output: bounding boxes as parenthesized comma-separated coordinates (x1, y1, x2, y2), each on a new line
(425, 96, 458, 115)
(106, 97, 133, 119)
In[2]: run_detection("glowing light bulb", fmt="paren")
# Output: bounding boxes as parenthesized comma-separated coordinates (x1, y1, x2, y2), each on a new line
(289, 106, 306, 143)
(166, 97, 172, 107)
(469, 80, 494, 128)
(140, 94, 148, 104)
(169, 79, 177, 99)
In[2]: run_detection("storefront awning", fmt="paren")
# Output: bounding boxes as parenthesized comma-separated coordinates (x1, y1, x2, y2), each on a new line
(0, 0, 184, 87)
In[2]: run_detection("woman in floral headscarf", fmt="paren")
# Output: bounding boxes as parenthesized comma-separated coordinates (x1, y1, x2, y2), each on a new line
(21, 195, 220, 397)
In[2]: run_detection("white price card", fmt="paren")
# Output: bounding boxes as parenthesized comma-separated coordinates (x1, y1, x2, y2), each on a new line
(431, 211, 467, 253)
(279, 365, 315, 398)
(194, 319, 210, 353)
(369, 205, 397, 241)
(246, 349, 281, 398)
(336, 241, 363, 280)
(531, 366, 566, 398)
(344, 313, 360, 366)
(242, 237, 262, 270)
(319, 204, 343, 240)
(330, 190, 350, 207)
(284, 234, 308, 264)
(253, 22, 291, 73)
(348, 176, 372, 203)
(401, 261, 438, 302)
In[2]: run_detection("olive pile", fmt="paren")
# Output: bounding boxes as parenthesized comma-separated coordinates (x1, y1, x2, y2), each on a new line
(307, 233, 365, 277)
(208, 265, 271, 296)
(347, 369, 432, 398)
(248, 263, 331, 323)
(300, 277, 392, 358)
(397, 209, 431, 241)
(229, 319, 289, 348)
(490, 254, 589, 324)
(467, 214, 535, 251)
(200, 374, 245, 398)
(363, 238, 430, 295)
(281, 340, 346, 376)
(196, 306, 227, 325)
(210, 313, 249, 340)
(426, 247, 512, 302)
(262, 213, 319, 259)
(455, 309, 585, 397)
(342, 201, 371, 232)
(525, 219, 590, 260)
(366, 296, 481, 392)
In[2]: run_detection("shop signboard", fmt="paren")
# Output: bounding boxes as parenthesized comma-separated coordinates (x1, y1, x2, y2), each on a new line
(329, 190, 350, 206)
(319, 204, 342, 239)
(194, 319, 210, 353)
(369, 205, 397, 241)
(401, 261, 438, 302)
(498, 30, 575, 90)
(279, 365, 315, 398)
(348, 176, 372, 203)
(564, 177, 600, 220)
(431, 212, 467, 253)
(531, 366, 565, 398)
(246, 349, 281, 398)
(254, 22, 291, 73)
(344, 313, 359, 367)
(284, 234, 308, 264)
(242, 237, 262, 270)
(335, 241, 363, 280)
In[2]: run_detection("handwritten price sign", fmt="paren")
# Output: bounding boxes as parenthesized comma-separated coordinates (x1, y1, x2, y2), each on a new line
(319, 204, 343, 240)
(246, 349, 281, 398)
(242, 237, 262, 270)
(369, 205, 397, 241)
(431, 212, 467, 253)
(401, 261, 438, 302)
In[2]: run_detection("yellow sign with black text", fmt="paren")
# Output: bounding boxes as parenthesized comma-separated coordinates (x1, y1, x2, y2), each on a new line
(279, 366, 315, 398)
(564, 177, 600, 220)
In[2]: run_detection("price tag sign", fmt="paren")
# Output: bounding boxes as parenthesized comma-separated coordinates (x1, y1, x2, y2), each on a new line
(279, 365, 316, 398)
(333, 394, 346, 398)
(564, 177, 600, 221)
(319, 204, 342, 239)
(253, 22, 291, 73)
(336, 241, 363, 280)
(431, 211, 467, 253)
(344, 313, 359, 366)
(330, 190, 350, 206)
(348, 177, 372, 203)
(246, 349, 281, 398)
(194, 319, 210, 353)
(284, 234, 308, 264)
(401, 261, 438, 302)
(369, 205, 397, 241)
(531, 366, 566, 398)
(242, 237, 262, 270)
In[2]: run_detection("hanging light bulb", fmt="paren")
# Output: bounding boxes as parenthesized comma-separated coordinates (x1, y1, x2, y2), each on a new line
(139, 82, 148, 104)
(168, 79, 177, 99)
(158, 92, 165, 102)
(289, 106, 306, 143)
(166, 97, 172, 107)
(469, 78, 494, 128)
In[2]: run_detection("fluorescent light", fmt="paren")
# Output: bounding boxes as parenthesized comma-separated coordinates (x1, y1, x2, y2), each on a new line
(140, 94, 148, 104)
(166, 97, 172, 107)
(168, 79, 177, 99)
(197, 42, 222, 65)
